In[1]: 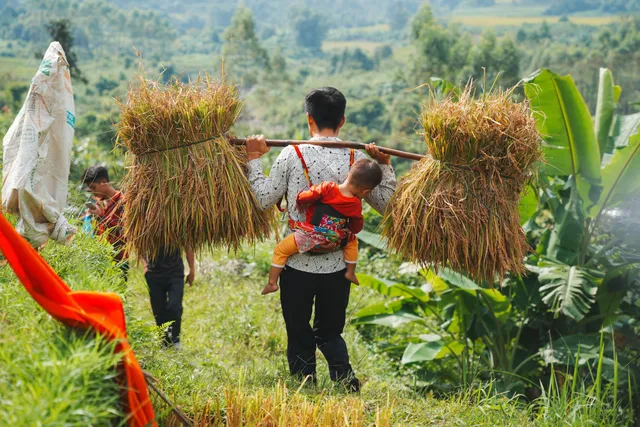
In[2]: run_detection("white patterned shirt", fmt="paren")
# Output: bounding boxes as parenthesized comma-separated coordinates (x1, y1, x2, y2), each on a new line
(247, 137, 397, 274)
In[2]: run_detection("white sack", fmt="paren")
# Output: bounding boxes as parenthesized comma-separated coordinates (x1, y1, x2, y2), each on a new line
(2, 42, 76, 247)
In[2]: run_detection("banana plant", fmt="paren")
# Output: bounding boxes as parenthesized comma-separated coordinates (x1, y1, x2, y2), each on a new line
(523, 69, 603, 213)
(523, 68, 640, 321)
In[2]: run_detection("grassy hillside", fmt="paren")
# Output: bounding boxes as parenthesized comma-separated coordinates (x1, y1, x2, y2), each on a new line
(127, 241, 534, 425)
(0, 231, 130, 425)
(0, 230, 532, 425)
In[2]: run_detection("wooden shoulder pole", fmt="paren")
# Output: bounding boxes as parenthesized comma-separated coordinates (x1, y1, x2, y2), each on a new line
(229, 138, 425, 161)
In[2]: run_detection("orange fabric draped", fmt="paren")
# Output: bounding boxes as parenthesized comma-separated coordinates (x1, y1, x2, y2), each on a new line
(0, 214, 155, 426)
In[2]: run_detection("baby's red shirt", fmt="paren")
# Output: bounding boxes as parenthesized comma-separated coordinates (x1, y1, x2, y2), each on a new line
(296, 181, 364, 233)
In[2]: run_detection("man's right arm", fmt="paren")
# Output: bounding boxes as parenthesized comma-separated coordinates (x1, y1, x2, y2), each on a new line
(246, 146, 292, 210)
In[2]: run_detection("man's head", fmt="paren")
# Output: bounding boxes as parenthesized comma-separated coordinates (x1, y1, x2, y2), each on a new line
(345, 159, 383, 199)
(304, 87, 347, 135)
(82, 165, 113, 199)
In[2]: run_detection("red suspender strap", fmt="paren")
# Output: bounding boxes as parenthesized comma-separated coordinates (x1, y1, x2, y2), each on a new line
(293, 145, 313, 187)
(293, 146, 355, 187)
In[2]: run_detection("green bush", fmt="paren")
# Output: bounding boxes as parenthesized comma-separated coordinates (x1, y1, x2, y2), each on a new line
(0, 226, 148, 426)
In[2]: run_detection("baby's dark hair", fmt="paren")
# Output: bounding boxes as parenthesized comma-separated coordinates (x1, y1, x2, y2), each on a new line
(348, 159, 383, 189)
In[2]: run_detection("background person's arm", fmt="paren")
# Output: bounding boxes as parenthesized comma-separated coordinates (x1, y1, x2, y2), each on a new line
(185, 251, 195, 286)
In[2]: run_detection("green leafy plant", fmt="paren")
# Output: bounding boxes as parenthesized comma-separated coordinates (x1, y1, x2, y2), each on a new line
(523, 68, 640, 319)
(353, 71, 640, 419)
(352, 270, 529, 389)
(527, 260, 603, 321)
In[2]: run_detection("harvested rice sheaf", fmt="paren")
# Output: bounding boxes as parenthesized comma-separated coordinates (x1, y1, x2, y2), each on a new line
(117, 75, 276, 258)
(382, 87, 542, 283)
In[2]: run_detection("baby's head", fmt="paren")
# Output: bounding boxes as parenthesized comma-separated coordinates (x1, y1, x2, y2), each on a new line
(345, 159, 383, 199)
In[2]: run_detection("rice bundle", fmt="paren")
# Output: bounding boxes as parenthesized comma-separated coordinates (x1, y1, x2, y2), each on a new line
(382, 87, 541, 282)
(117, 75, 276, 258)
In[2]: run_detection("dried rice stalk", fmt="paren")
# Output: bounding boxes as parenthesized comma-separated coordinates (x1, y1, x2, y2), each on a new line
(382, 86, 541, 283)
(117, 74, 276, 258)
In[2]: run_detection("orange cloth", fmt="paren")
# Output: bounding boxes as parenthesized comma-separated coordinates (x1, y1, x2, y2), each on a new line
(272, 233, 358, 267)
(0, 213, 155, 427)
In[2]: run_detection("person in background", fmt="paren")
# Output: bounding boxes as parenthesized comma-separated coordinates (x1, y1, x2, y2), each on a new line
(81, 165, 129, 279)
(142, 247, 195, 349)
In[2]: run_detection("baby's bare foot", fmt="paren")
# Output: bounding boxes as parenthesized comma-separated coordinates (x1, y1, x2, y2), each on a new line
(345, 272, 359, 286)
(261, 282, 279, 295)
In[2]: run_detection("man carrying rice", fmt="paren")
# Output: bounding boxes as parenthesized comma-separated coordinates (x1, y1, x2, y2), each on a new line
(245, 87, 397, 391)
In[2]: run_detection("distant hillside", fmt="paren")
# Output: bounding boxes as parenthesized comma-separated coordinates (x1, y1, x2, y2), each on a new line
(107, 0, 509, 31)
(544, 0, 640, 15)
(109, 0, 424, 30)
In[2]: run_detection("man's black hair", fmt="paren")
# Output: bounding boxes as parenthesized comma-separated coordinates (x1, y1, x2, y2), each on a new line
(82, 165, 110, 186)
(304, 87, 347, 131)
(349, 159, 382, 190)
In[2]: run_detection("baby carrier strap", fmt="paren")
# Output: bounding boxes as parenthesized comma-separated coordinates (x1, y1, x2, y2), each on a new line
(293, 145, 313, 187)
(293, 145, 355, 188)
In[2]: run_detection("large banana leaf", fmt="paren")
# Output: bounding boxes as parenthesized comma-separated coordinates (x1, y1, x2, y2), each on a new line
(357, 230, 387, 251)
(527, 260, 603, 321)
(612, 112, 640, 148)
(518, 185, 539, 225)
(539, 334, 601, 366)
(401, 334, 446, 364)
(546, 177, 585, 264)
(357, 274, 430, 303)
(596, 263, 638, 322)
(351, 299, 423, 327)
(524, 69, 602, 211)
(431, 268, 511, 319)
(589, 128, 640, 218)
(594, 68, 620, 157)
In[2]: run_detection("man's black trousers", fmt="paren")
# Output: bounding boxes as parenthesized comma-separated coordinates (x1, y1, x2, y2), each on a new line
(145, 272, 184, 344)
(279, 266, 354, 381)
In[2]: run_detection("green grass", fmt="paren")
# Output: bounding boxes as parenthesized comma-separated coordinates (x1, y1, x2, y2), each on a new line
(446, 2, 629, 27)
(127, 241, 536, 425)
(0, 228, 630, 425)
(0, 56, 40, 82)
